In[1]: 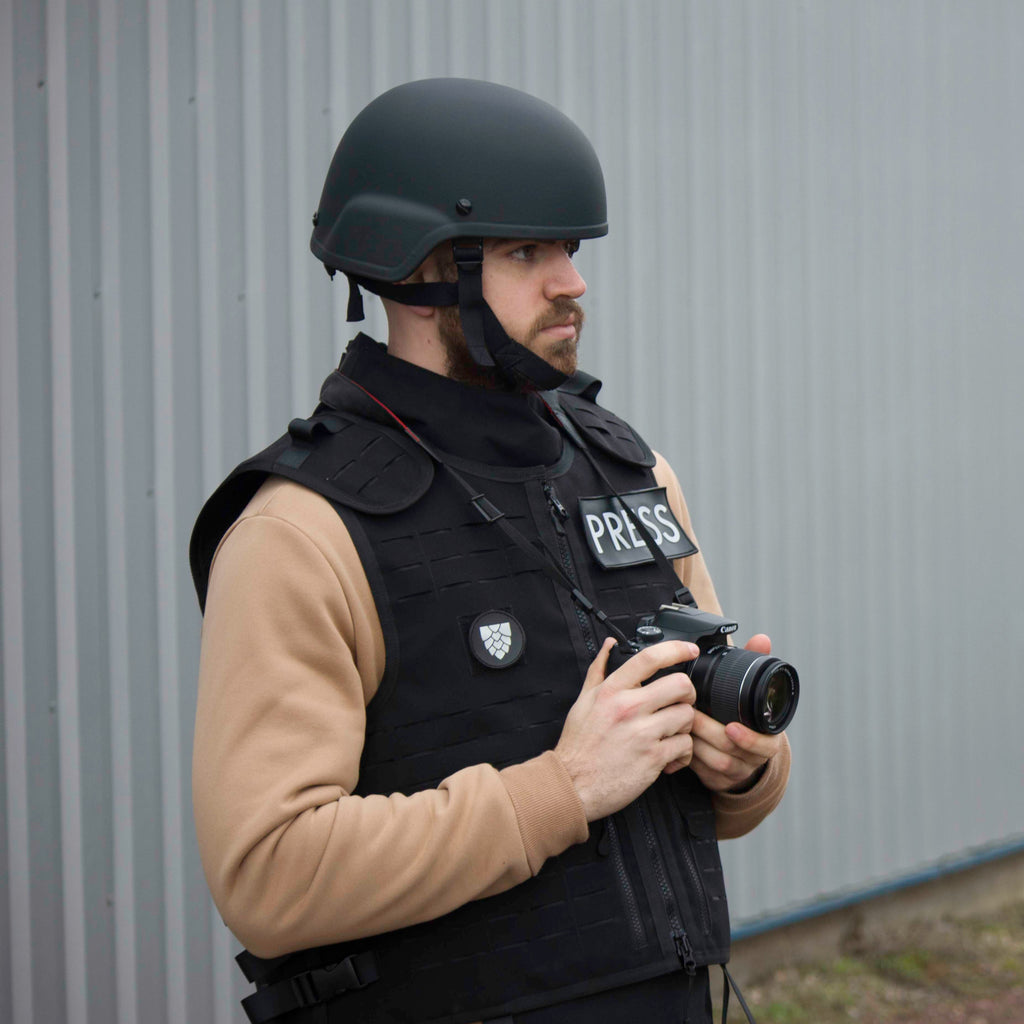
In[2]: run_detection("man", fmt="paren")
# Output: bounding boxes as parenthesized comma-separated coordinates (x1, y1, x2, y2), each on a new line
(191, 78, 791, 1024)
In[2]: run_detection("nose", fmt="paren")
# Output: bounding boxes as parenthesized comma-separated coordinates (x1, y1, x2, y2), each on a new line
(544, 248, 587, 301)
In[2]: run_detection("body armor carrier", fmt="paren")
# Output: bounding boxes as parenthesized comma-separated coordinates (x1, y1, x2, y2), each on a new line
(191, 355, 731, 1024)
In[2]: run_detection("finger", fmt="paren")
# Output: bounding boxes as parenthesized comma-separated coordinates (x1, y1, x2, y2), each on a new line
(582, 637, 618, 691)
(689, 758, 736, 793)
(743, 633, 772, 655)
(691, 734, 765, 780)
(642, 672, 697, 709)
(723, 721, 786, 760)
(689, 710, 732, 747)
(691, 713, 771, 770)
(692, 712, 782, 763)
(648, 701, 695, 740)
(660, 732, 693, 770)
(604, 640, 698, 691)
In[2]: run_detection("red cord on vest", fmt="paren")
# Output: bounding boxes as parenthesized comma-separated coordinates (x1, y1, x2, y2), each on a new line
(344, 377, 422, 442)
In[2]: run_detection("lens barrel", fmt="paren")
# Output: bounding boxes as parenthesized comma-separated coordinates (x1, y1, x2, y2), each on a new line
(689, 647, 799, 734)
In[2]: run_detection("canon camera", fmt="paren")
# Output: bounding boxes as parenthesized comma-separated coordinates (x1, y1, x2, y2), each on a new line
(608, 604, 799, 735)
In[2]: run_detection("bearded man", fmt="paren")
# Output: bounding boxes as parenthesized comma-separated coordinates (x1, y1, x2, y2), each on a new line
(191, 78, 792, 1024)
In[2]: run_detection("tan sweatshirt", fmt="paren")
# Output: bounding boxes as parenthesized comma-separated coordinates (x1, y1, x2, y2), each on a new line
(193, 454, 791, 959)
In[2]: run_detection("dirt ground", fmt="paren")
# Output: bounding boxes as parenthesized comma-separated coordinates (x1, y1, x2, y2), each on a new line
(723, 901, 1024, 1024)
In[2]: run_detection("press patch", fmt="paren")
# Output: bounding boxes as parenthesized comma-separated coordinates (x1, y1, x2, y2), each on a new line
(578, 487, 697, 568)
(469, 610, 526, 669)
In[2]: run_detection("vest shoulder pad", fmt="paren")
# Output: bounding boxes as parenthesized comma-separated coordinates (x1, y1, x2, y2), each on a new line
(189, 410, 433, 610)
(554, 375, 657, 468)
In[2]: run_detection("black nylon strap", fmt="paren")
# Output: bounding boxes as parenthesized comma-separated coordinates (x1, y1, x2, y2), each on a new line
(453, 242, 495, 367)
(346, 274, 365, 321)
(360, 277, 460, 308)
(443, 467, 631, 646)
(345, 273, 461, 323)
(720, 964, 758, 1023)
(239, 952, 378, 1024)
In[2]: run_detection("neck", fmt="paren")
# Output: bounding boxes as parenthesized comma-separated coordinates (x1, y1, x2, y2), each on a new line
(384, 301, 448, 376)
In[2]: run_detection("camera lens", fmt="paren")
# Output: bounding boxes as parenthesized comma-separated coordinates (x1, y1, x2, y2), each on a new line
(689, 647, 799, 734)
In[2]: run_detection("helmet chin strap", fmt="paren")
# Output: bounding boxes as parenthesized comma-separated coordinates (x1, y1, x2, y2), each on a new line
(343, 241, 569, 392)
(452, 242, 569, 391)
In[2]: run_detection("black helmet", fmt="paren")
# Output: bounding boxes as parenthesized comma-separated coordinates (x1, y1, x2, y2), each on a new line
(311, 77, 607, 389)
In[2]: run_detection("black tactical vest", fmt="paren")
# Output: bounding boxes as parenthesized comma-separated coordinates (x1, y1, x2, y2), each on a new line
(191, 349, 731, 1024)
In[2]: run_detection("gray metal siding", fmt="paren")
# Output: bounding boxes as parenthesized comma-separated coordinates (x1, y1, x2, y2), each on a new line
(2, 1, 1022, 1021)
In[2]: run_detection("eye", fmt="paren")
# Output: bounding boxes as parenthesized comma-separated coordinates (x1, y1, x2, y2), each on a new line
(508, 244, 537, 262)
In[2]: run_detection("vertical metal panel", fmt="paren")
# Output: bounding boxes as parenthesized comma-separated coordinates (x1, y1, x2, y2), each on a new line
(2, 2, 1024, 1020)
(96, 1, 140, 1018)
(1, 5, 28, 1021)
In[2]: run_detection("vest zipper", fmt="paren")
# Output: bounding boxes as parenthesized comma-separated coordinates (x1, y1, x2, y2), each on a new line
(637, 796, 696, 975)
(603, 817, 646, 949)
(675, 931, 697, 975)
(543, 479, 645, 950)
(678, 831, 714, 937)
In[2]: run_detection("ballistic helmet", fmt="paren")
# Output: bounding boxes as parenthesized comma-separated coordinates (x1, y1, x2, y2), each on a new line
(310, 77, 608, 389)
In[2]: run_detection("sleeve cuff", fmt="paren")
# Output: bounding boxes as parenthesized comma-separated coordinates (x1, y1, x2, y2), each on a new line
(500, 751, 590, 874)
(712, 733, 792, 840)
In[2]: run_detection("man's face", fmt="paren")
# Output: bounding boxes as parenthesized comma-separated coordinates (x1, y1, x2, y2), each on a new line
(437, 239, 587, 388)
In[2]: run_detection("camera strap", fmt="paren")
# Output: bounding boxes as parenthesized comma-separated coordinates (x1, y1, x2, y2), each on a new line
(721, 963, 758, 1023)
(337, 377, 634, 646)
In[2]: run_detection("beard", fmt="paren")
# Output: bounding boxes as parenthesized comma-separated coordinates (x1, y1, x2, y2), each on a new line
(438, 297, 586, 390)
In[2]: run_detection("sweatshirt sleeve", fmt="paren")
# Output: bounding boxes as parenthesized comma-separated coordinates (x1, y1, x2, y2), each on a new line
(652, 453, 792, 840)
(192, 478, 588, 958)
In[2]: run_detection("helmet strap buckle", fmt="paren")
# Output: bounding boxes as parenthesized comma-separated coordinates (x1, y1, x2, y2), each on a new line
(451, 241, 484, 275)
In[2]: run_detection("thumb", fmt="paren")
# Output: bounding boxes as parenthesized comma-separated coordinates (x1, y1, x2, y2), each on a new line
(581, 637, 617, 691)
(744, 633, 772, 655)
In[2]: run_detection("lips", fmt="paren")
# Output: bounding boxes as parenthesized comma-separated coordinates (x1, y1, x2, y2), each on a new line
(539, 316, 578, 339)
(542, 322, 576, 338)
(529, 300, 584, 346)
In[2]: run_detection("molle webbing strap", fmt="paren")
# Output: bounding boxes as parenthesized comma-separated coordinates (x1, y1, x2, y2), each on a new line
(237, 950, 378, 1023)
(442, 463, 632, 647)
(340, 376, 632, 646)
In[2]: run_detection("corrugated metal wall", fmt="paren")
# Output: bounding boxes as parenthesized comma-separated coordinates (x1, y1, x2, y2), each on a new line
(2, 1, 1022, 1021)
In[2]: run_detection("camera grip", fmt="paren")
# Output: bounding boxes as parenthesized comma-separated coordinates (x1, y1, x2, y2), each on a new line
(605, 640, 682, 685)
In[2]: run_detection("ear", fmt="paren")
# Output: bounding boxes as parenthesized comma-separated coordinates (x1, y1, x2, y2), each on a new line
(395, 250, 444, 319)
(406, 302, 436, 319)
(381, 296, 436, 322)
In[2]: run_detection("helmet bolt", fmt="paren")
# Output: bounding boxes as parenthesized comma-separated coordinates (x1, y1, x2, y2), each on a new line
(312, 211, 320, 226)
(455, 198, 473, 216)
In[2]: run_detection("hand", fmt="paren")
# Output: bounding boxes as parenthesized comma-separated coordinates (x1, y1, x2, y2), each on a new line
(686, 633, 786, 792)
(554, 637, 699, 821)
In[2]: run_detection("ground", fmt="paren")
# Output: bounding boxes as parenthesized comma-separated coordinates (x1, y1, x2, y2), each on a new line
(722, 902, 1024, 1024)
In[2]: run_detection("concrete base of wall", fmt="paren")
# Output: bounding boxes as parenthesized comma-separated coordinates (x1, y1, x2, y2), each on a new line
(728, 849, 1024, 987)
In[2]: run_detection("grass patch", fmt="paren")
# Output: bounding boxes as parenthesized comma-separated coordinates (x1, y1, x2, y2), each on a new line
(740, 901, 1024, 1024)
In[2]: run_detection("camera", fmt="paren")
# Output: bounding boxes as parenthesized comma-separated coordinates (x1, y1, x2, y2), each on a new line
(607, 603, 799, 734)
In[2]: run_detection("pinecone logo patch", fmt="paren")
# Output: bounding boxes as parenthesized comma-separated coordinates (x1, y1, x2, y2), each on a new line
(468, 610, 526, 669)
(480, 621, 513, 660)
